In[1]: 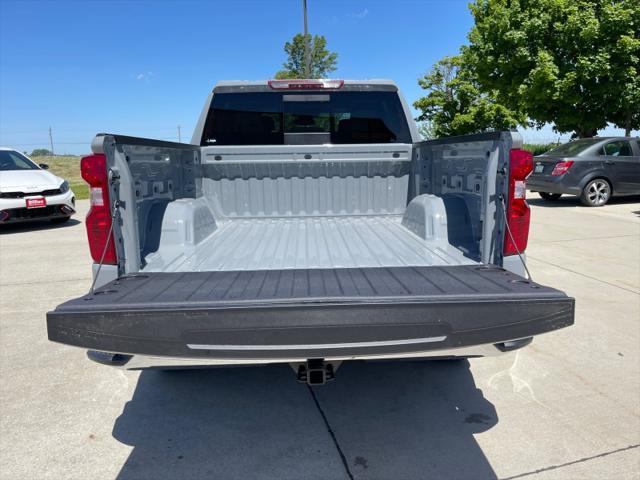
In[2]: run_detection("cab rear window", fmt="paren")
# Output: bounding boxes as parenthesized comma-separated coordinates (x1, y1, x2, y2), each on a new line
(201, 91, 412, 145)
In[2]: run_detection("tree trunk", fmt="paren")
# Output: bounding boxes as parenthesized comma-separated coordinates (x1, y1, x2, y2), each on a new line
(625, 112, 632, 137)
(575, 127, 598, 138)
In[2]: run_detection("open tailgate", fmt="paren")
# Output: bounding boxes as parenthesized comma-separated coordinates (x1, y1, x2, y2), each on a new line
(47, 265, 574, 360)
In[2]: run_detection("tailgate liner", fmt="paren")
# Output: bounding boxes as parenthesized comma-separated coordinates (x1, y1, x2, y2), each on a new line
(47, 265, 574, 358)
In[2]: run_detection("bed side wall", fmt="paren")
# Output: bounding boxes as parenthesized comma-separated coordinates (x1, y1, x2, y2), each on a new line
(416, 132, 513, 264)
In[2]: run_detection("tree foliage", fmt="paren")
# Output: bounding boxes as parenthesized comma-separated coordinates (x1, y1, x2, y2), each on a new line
(275, 34, 338, 79)
(466, 0, 640, 137)
(30, 148, 52, 157)
(414, 56, 525, 137)
(523, 142, 560, 155)
(416, 121, 437, 140)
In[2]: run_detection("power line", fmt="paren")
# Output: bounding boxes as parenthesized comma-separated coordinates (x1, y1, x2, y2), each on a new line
(3, 140, 176, 147)
(3, 142, 91, 146)
(0, 127, 186, 136)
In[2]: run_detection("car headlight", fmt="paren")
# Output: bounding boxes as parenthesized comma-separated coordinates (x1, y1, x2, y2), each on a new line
(59, 180, 69, 193)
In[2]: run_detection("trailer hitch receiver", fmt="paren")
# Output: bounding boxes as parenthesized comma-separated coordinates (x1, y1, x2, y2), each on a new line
(296, 359, 336, 386)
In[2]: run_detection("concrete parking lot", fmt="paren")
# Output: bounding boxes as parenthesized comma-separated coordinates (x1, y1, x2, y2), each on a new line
(1, 194, 639, 480)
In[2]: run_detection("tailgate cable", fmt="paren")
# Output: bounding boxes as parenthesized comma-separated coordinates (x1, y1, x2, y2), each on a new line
(89, 199, 120, 294)
(499, 194, 534, 282)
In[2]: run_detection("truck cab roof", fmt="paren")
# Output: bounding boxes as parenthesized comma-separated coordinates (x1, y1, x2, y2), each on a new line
(211, 79, 400, 92)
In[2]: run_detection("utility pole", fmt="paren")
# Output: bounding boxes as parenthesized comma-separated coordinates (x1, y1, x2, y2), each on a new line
(302, 0, 311, 78)
(48, 126, 55, 156)
(177, 125, 181, 143)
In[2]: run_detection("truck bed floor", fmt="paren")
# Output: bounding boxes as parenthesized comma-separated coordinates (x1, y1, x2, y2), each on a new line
(143, 215, 476, 272)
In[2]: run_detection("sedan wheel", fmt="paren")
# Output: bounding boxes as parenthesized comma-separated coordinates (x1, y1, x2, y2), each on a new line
(581, 179, 611, 207)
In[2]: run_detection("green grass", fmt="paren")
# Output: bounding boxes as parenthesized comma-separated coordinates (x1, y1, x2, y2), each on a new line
(35, 155, 89, 200)
(68, 182, 89, 200)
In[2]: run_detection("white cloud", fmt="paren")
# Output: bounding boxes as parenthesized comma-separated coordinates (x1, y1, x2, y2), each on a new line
(349, 8, 369, 19)
(136, 72, 154, 81)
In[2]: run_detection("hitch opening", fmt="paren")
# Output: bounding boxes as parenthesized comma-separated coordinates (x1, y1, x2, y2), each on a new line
(296, 359, 336, 386)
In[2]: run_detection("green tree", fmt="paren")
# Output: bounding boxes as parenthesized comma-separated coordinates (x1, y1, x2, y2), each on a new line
(275, 34, 338, 79)
(466, 0, 640, 137)
(30, 148, 52, 157)
(416, 121, 437, 140)
(414, 55, 525, 137)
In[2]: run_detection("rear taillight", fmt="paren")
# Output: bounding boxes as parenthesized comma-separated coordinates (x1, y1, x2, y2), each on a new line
(551, 160, 574, 176)
(81, 154, 117, 264)
(267, 79, 344, 90)
(504, 148, 533, 256)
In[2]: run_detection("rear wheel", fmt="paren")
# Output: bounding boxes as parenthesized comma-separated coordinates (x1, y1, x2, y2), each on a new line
(539, 192, 562, 201)
(581, 179, 611, 207)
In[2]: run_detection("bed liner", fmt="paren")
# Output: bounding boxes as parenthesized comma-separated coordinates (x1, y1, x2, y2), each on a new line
(142, 215, 475, 272)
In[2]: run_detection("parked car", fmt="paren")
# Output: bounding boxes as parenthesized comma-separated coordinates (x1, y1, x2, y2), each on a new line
(0, 148, 75, 224)
(46, 79, 574, 384)
(528, 137, 640, 206)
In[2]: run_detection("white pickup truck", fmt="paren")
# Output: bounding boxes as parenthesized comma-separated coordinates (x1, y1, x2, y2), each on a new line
(47, 79, 574, 384)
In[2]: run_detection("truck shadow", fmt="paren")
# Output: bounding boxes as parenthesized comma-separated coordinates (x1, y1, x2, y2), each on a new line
(113, 360, 497, 480)
(527, 194, 640, 208)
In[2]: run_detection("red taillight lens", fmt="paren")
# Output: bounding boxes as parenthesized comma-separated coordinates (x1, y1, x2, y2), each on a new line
(267, 79, 344, 90)
(81, 154, 117, 264)
(551, 160, 574, 176)
(504, 149, 533, 256)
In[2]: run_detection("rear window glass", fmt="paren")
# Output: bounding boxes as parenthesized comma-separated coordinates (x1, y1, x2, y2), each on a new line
(546, 139, 601, 156)
(201, 91, 412, 145)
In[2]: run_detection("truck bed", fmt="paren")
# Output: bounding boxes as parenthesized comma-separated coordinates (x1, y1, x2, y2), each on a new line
(47, 265, 574, 361)
(48, 131, 575, 369)
(143, 215, 475, 272)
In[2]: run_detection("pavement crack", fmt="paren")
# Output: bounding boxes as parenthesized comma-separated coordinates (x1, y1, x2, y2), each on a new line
(527, 256, 640, 295)
(307, 385, 355, 480)
(500, 444, 640, 480)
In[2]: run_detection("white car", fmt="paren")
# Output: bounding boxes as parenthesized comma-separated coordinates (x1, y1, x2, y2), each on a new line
(0, 148, 75, 224)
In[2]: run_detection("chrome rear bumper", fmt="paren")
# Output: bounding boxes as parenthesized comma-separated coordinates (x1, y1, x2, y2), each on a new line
(91, 340, 531, 370)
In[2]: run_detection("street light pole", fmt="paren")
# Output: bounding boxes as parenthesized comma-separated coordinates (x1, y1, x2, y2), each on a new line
(303, 0, 311, 78)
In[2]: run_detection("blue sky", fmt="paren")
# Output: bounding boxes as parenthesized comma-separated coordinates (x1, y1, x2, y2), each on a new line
(0, 0, 632, 155)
